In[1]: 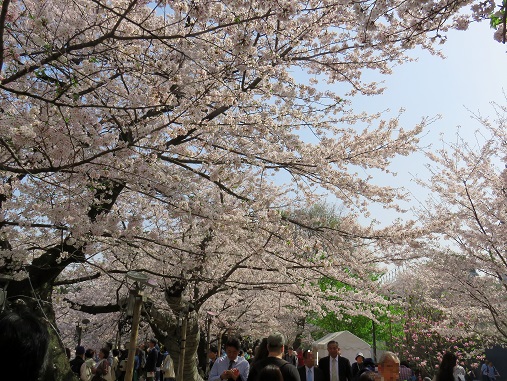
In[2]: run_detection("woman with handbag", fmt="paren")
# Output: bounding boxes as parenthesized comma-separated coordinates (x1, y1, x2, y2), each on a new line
(92, 348, 112, 381)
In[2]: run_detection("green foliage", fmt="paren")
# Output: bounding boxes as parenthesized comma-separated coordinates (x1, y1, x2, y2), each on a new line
(490, 1, 506, 29)
(318, 277, 354, 292)
(490, 12, 504, 29)
(307, 301, 404, 348)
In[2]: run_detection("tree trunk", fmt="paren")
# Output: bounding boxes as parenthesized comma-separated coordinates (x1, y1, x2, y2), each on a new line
(7, 279, 75, 381)
(149, 284, 204, 381)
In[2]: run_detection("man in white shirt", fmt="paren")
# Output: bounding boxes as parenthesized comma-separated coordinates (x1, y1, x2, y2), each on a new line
(209, 337, 249, 381)
(317, 341, 352, 381)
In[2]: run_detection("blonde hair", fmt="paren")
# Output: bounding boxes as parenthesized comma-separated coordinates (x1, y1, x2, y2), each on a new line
(378, 351, 400, 364)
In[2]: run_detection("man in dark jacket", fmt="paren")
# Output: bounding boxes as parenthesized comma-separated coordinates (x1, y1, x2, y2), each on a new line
(317, 341, 352, 381)
(298, 350, 324, 381)
(70, 345, 86, 378)
(247, 332, 300, 381)
(351, 352, 365, 381)
(146, 338, 160, 381)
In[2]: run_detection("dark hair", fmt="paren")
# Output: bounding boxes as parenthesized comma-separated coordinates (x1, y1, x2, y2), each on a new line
(0, 309, 49, 381)
(327, 340, 339, 347)
(363, 358, 376, 370)
(254, 338, 269, 363)
(226, 337, 241, 351)
(435, 352, 457, 381)
(100, 347, 110, 359)
(113, 349, 120, 357)
(85, 349, 95, 359)
(209, 345, 218, 354)
(258, 364, 283, 381)
(359, 371, 377, 381)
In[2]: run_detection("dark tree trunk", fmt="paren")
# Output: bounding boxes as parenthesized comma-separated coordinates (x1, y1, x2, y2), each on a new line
(148, 283, 204, 381)
(6, 275, 75, 381)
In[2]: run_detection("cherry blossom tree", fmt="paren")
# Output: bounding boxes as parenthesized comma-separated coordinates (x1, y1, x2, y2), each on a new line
(0, 1, 488, 380)
(381, 270, 485, 377)
(411, 102, 507, 345)
(392, 310, 484, 378)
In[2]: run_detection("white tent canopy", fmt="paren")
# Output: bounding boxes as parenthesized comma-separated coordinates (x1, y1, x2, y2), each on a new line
(312, 330, 372, 364)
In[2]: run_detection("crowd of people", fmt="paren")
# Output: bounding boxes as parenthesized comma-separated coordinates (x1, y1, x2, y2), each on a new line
(203, 333, 500, 381)
(0, 307, 500, 381)
(68, 338, 176, 381)
(61, 332, 504, 381)
(203, 334, 403, 381)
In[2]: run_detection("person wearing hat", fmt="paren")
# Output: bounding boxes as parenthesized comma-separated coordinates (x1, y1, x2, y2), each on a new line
(71, 345, 86, 378)
(247, 332, 300, 381)
(352, 353, 365, 381)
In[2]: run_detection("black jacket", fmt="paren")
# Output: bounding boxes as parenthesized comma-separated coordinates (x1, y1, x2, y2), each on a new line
(298, 366, 325, 381)
(145, 347, 159, 372)
(70, 356, 85, 376)
(247, 357, 301, 381)
(317, 356, 352, 381)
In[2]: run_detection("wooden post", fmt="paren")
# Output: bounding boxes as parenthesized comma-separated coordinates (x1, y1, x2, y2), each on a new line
(206, 315, 211, 355)
(217, 334, 222, 357)
(125, 290, 143, 381)
(372, 319, 377, 362)
(176, 312, 188, 381)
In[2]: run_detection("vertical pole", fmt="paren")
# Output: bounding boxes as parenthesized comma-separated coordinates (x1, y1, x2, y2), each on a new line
(115, 321, 121, 350)
(217, 334, 222, 357)
(77, 323, 82, 346)
(176, 312, 188, 381)
(125, 290, 143, 381)
(372, 320, 377, 362)
(206, 316, 211, 354)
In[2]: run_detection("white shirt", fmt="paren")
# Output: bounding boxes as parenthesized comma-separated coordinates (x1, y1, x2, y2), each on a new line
(330, 357, 339, 380)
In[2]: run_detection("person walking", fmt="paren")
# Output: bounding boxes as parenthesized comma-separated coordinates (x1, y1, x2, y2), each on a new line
(317, 341, 352, 381)
(247, 332, 300, 381)
(209, 337, 250, 381)
(297, 350, 324, 381)
(487, 362, 500, 381)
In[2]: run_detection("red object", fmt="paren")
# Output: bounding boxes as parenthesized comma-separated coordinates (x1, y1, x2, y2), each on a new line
(296, 349, 304, 365)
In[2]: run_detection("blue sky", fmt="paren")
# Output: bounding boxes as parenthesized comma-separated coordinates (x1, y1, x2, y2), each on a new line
(345, 20, 507, 225)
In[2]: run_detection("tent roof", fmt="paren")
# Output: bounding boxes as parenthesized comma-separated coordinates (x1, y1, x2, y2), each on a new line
(312, 330, 370, 349)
